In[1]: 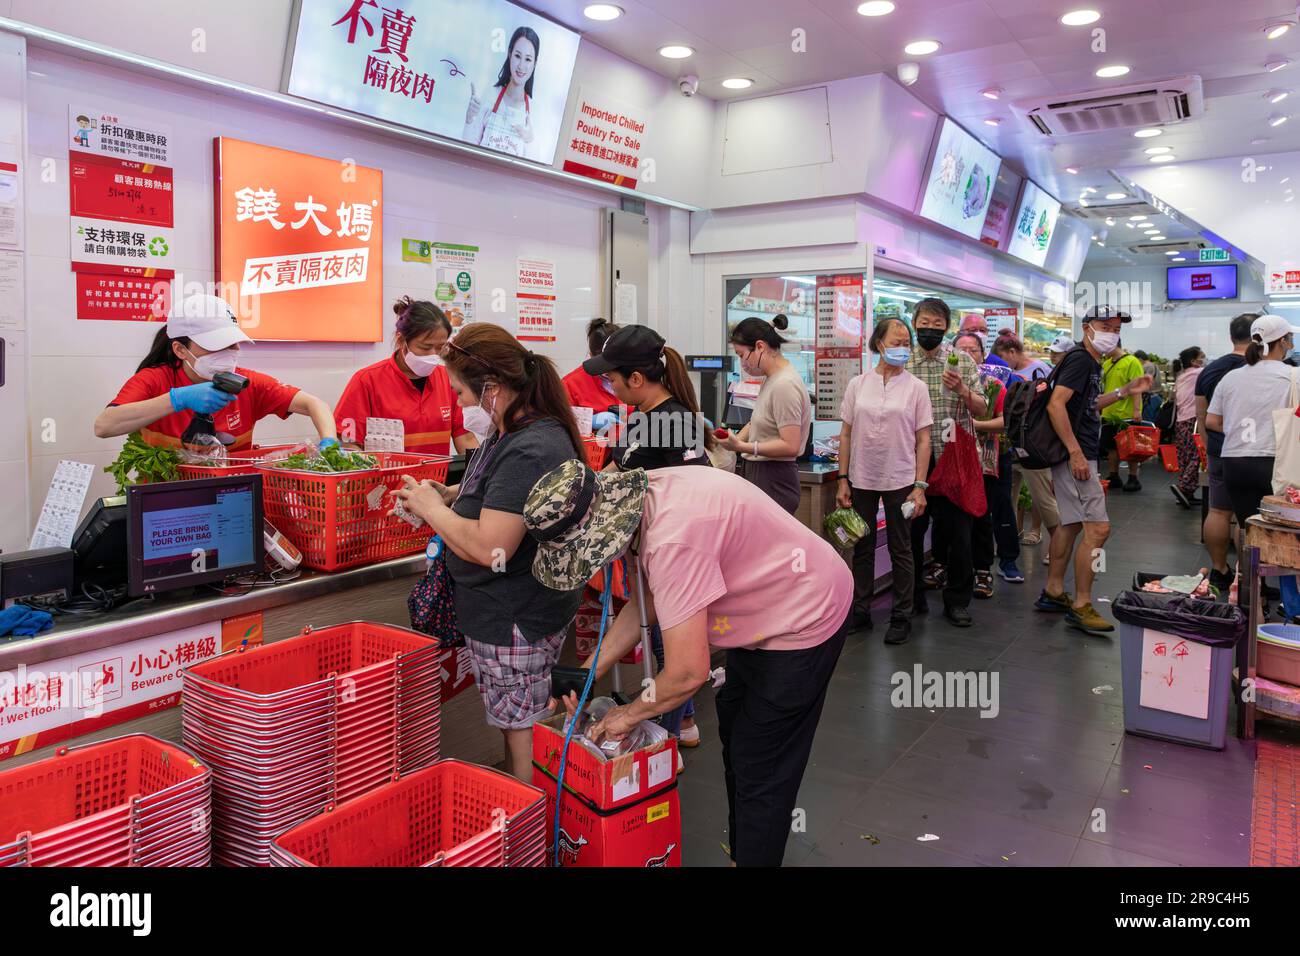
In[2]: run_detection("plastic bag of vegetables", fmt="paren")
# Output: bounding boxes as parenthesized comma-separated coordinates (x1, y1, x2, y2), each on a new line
(270, 444, 380, 473)
(824, 507, 868, 549)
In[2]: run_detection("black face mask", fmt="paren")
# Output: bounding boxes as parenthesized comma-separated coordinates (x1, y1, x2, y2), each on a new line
(916, 328, 945, 352)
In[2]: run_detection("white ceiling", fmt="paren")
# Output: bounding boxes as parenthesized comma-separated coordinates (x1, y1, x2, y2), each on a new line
(532, 0, 1300, 267)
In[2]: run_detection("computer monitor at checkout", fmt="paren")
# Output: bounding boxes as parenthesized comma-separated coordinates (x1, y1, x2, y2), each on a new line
(126, 475, 264, 597)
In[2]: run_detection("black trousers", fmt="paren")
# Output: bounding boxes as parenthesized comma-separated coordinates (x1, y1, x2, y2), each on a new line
(1222, 456, 1275, 526)
(850, 485, 914, 622)
(716, 617, 848, 867)
(974, 455, 1020, 569)
(911, 493, 974, 608)
(738, 458, 800, 515)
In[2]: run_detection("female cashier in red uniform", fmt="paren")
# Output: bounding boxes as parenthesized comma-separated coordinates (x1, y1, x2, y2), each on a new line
(93, 293, 337, 451)
(334, 297, 477, 455)
(563, 318, 626, 433)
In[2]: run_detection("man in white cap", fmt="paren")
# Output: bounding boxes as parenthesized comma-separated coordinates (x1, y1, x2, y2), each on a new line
(1048, 335, 1076, 366)
(94, 292, 337, 452)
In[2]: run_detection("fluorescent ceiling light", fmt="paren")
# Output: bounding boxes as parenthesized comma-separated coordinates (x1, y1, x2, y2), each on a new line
(582, 4, 623, 20)
(984, 117, 1001, 126)
(1266, 58, 1292, 72)
(1268, 89, 1291, 103)
(1061, 9, 1101, 26)
(1134, 128, 1162, 138)
(1270, 113, 1290, 127)
(658, 45, 694, 59)
(1105, 217, 1115, 225)
(1105, 191, 1127, 199)
(981, 87, 1002, 99)
(1265, 22, 1293, 40)
(1144, 146, 1172, 154)
(1150, 154, 1177, 163)
(857, 1, 896, 15)
(1084, 186, 1098, 193)
(1065, 166, 1079, 174)
(1096, 65, 1130, 78)
(722, 78, 753, 89)
(1172, 257, 1186, 261)
(1129, 215, 1148, 221)
(1149, 234, 1166, 240)
(1165, 251, 1179, 256)
(904, 40, 941, 56)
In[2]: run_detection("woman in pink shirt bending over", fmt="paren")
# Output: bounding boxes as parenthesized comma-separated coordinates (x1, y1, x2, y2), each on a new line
(1170, 346, 1205, 507)
(836, 318, 933, 645)
(524, 459, 852, 867)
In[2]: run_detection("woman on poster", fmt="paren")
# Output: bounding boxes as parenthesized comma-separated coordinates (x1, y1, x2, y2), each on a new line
(464, 27, 539, 158)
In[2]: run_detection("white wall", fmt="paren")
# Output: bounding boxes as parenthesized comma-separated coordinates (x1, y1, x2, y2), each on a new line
(0, 28, 27, 554)
(21, 45, 662, 531)
(1076, 262, 1268, 360)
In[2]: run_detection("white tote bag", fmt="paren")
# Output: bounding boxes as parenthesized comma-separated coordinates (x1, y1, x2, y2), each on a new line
(1270, 368, 1300, 495)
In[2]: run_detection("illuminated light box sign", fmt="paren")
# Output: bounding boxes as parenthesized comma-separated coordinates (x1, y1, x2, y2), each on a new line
(916, 117, 1002, 242)
(284, 0, 581, 166)
(1005, 180, 1061, 268)
(1167, 264, 1238, 301)
(214, 137, 383, 342)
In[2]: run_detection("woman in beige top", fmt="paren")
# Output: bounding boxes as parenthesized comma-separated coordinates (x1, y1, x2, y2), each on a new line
(718, 314, 813, 513)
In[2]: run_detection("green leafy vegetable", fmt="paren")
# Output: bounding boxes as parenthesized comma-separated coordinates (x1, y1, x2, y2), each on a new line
(105, 432, 181, 493)
(273, 446, 379, 473)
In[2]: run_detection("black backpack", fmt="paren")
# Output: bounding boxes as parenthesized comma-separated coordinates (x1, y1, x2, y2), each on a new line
(1003, 359, 1070, 470)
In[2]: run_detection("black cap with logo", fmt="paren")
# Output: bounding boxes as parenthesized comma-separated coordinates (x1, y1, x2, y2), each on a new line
(582, 325, 667, 375)
(1083, 305, 1133, 324)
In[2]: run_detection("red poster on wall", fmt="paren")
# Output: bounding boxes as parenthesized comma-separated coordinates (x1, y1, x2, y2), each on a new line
(75, 270, 170, 322)
(69, 153, 173, 228)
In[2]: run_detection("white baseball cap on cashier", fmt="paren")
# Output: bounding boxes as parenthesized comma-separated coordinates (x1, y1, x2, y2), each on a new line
(1249, 314, 1299, 346)
(167, 293, 253, 351)
(1049, 335, 1076, 354)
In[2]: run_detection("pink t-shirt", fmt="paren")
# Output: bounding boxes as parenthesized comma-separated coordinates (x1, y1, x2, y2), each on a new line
(639, 467, 852, 652)
(1175, 367, 1201, 423)
(839, 368, 933, 491)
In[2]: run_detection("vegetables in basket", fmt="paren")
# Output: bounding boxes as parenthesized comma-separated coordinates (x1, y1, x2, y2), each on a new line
(273, 445, 379, 473)
(105, 432, 181, 493)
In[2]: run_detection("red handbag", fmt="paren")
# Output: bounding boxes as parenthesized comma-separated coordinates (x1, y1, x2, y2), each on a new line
(927, 422, 988, 517)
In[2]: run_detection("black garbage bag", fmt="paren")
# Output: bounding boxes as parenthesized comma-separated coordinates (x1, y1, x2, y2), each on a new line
(1112, 590, 1247, 648)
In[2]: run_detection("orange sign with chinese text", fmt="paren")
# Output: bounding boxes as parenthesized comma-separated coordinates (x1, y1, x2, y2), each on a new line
(214, 137, 383, 341)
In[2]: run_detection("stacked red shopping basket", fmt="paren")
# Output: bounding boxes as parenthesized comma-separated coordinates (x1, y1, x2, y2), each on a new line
(0, 735, 211, 867)
(268, 760, 546, 867)
(181, 621, 441, 866)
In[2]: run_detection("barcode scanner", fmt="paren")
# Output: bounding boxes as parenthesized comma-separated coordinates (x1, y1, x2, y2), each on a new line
(181, 371, 250, 448)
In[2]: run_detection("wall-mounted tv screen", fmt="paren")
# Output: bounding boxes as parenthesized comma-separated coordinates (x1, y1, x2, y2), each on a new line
(1005, 180, 1062, 268)
(1167, 264, 1238, 300)
(916, 117, 1003, 241)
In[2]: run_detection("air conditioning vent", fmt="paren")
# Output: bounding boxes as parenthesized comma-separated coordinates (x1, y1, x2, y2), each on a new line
(1015, 75, 1203, 136)
(1126, 239, 1207, 255)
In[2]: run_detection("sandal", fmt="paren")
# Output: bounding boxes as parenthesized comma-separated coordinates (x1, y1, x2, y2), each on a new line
(1020, 530, 1042, 545)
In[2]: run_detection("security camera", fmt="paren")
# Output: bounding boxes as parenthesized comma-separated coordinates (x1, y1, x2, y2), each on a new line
(679, 74, 699, 97)
(897, 62, 919, 87)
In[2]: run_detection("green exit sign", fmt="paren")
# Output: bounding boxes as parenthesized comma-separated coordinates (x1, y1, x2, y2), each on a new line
(1200, 248, 1229, 263)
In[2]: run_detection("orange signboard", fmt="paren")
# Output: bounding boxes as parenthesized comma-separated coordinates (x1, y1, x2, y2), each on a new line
(214, 137, 382, 342)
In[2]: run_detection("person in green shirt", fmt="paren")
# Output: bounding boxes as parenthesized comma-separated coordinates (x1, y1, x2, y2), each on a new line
(1098, 341, 1147, 491)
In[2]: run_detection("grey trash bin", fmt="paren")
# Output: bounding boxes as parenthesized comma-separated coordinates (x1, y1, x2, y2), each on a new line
(1113, 591, 1246, 750)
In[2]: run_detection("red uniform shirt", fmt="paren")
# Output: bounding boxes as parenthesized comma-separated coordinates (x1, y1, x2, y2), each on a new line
(110, 365, 300, 452)
(562, 367, 628, 417)
(334, 354, 468, 454)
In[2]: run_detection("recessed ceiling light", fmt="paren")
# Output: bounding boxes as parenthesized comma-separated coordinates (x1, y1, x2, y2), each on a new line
(1149, 234, 1166, 240)
(582, 3, 623, 20)
(1265, 22, 1293, 40)
(1266, 58, 1292, 73)
(1065, 166, 1079, 174)
(856, 0, 896, 15)
(981, 87, 1003, 100)
(1144, 146, 1172, 154)
(1166, 251, 1180, 256)
(1157, 165, 1179, 172)
(1270, 113, 1290, 127)
(984, 117, 1001, 126)
(1096, 65, 1130, 78)
(1134, 128, 1162, 138)
(1267, 89, 1291, 104)
(904, 39, 941, 56)
(1105, 192, 1127, 199)
(658, 45, 694, 59)
(1061, 9, 1101, 26)
(1150, 154, 1177, 163)
(1129, 215, 1148, 221)
(1172, 257, 1186, 261)
(1126, 221, 1136, 228)
(721, 77, 753, 90)
(1084, 186, 1098, 193)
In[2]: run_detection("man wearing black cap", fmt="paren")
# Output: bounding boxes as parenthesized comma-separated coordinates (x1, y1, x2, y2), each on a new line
(1035, 306, 1151, 634)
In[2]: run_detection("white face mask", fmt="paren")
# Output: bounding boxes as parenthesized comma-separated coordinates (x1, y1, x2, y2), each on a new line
(404, 349, 443, 377)
(462, 386, 497, 439)
(740, 347, 766, 379)
(186, 347, 238, 381)
(1088, 328, 1120, 355)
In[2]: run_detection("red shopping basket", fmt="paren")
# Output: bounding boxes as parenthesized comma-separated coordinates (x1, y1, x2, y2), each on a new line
(176, 443, 300, 481)
(1194, 433, 1207, 468)
(1115, 423, 1160, 463)
(255, 452, 450, 571)
(583, 436, 610, 470)
(269, 760, 545, 867)
(1158, 444, 1179, 473)
(0, 735, 210, 867)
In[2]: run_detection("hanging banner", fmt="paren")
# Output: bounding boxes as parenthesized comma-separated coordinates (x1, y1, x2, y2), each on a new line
(517, 256, 556, 342)
(69, 106, 172, 166)
(814, 274, 864, 420)
(433, 242, 477, 328)
(560, 88, 648, 189)
(214, 137, 383, 342)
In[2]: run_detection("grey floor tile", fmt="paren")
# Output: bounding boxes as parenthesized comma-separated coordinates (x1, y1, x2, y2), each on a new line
(1085, 795, 1250, 867)
(1069, 839, 1183, 867)
(908, 722, 1116, 796)
(797, 821, 984, 867)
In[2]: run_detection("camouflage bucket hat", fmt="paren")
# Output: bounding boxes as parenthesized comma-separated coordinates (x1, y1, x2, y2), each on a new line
(524, 459, 648, 591)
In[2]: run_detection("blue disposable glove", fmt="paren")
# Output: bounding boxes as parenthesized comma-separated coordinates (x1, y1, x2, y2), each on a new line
(591, 412, 617, 431)
(170, 382, 235, 415)
(318, 437, 340, 452)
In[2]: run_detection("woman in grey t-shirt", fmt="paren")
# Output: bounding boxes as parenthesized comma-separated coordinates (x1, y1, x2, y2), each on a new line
(719, 314, 812, 513)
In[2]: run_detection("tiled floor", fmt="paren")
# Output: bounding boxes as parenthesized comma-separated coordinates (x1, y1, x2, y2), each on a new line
(678, 480, 1276, 867)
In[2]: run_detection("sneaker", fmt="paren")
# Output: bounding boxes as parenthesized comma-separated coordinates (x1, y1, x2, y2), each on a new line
(884, 619, 911, 645)
(1066, 602, 1115, 634)
(943, 605, 973, 627)
(1034, 589, 1073, 612)
(1124, 475, 1142, 492)
(1104, 472, 1122, 487)
(852, 611, 873, 632)
(974, 571, 995, 599)
(1170, 484, 1192, 509)
(1042, 551, 1052, 565)
(997, 560, 1025, 583)
(923, 563, 947, 590)
(678, 723, 700, 748)
(1208, 567, 1234, 593)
